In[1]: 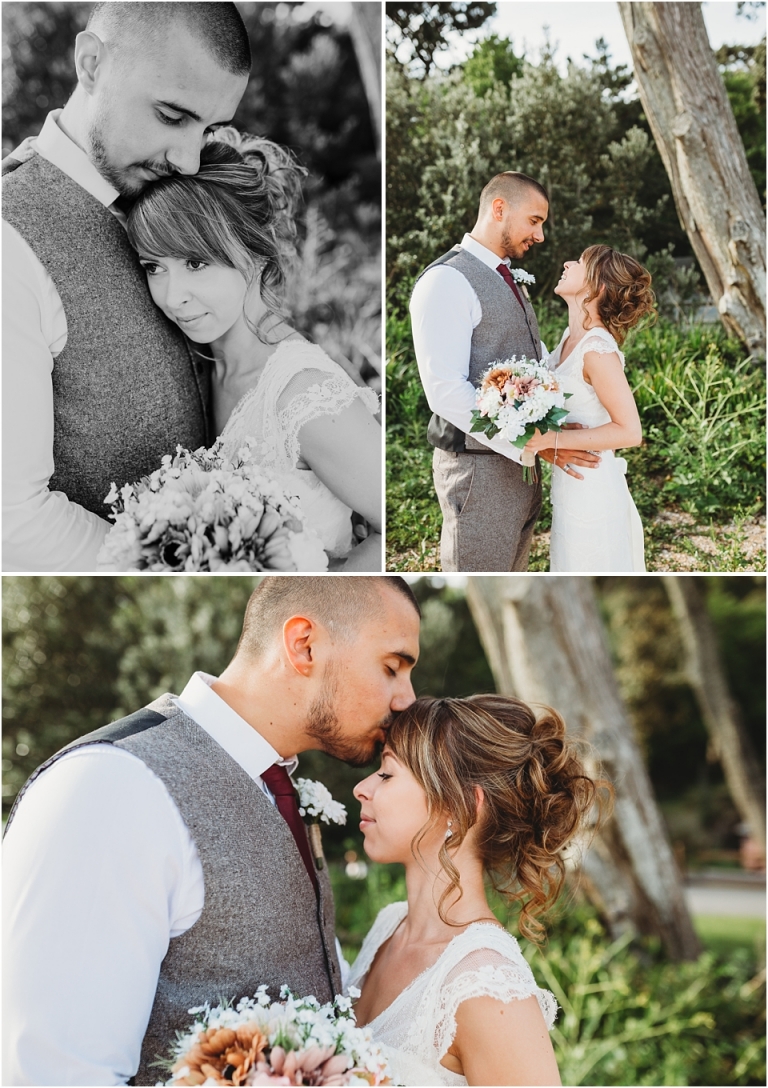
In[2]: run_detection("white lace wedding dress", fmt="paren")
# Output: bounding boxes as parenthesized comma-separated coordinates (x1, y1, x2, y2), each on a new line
(219, 340, 379, 559)
(547, 326, 645, 572)
(347, 902, 557, 1086)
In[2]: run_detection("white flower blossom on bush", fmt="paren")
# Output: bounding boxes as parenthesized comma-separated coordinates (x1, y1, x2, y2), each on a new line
(296, 778, 347, 826)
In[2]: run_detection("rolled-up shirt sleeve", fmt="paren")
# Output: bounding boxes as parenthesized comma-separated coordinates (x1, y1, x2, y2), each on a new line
(409, 266, 522, 462)
(3, 221, 110, 571)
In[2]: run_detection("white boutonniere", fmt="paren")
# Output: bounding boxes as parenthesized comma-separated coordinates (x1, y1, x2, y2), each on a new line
(511, 268, 535, 300)
(296, 777, 347, 871)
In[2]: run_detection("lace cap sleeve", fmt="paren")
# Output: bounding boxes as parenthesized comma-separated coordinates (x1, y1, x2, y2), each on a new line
(275, 352, 379, 469)
(580, 329, 625, 369)
(433, 928, 558, 1059)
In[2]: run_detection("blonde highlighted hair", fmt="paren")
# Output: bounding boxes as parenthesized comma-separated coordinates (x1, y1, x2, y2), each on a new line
(386, 695, 612, 943)
(581, 244, 657, 346)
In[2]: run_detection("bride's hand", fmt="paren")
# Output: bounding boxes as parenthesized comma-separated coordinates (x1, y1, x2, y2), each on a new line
(524, 428, 555, 454)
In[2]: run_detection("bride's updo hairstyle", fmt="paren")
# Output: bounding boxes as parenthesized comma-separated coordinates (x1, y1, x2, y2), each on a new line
(127, 127, 306, 340)
(386, 695, 611, 943)
(581, 244, 656, 346)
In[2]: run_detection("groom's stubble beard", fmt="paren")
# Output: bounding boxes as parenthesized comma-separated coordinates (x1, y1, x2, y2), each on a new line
(305, 662, 395, 767)
(87, 100, 171, 199)
(500, 226, 528, 261)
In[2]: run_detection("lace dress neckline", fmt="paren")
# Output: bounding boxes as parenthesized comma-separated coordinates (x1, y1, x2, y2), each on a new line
(222, 337, 311, 430)
(554, 325, 617, 370)
(360, 904, 508, 1029)
(347, 901, 558, 1087)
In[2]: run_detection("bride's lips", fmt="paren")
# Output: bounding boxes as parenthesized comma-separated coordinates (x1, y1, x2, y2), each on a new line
(359, 812, 376, 830)
(176, 313, 208, 326)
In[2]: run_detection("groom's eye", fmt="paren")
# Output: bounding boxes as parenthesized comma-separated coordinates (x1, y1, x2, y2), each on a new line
(157, 111, 184, 127)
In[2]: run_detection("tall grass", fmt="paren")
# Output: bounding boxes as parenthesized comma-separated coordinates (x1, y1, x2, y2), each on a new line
(386, 296, 765, 571)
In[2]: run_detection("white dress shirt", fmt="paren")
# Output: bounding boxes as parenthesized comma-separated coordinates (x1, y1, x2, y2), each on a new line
(410, 233, 547, 465)
(3, 109, 127, 572)
(2, 672, 302, 1086)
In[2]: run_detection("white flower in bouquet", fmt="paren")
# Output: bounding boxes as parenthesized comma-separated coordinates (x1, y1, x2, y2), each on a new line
(97, 441, 328, 572)
(163, 986, 392, 1086)
(470, 356, 571, 483)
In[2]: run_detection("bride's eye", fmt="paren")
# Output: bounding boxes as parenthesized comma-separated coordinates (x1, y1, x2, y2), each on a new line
(140, 262, 161, 276)
(377, 772, 392, 781)
(187, 259, 209, 272)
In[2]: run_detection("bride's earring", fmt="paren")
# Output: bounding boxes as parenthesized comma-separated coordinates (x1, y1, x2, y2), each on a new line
(445, 819, 453, 841)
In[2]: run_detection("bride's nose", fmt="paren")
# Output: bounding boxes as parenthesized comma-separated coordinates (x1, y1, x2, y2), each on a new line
(165, 269, 193, 310)
(353, 776, 373, 802)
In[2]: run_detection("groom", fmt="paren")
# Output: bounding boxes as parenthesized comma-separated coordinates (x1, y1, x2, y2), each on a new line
(2, 3, 250, 571)
(3, 576, 421, 1086)
(410, 171, 600, 572)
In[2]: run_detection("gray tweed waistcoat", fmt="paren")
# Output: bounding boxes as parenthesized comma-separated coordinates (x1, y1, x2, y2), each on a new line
(3, 152, 211, 516)
(415, 246, 542, 452)
(5, 695, 341, 1086)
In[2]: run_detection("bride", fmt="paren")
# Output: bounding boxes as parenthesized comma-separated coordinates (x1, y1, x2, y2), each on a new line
(350, 695, 609, 1086)
(125, 128, 381, 571)
(524, 245, 656, 572)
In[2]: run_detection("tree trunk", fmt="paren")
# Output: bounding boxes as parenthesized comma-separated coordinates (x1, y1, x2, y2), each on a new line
(466, 575, 702, 962)
(349, 2, 382, 149)
(618, 2, 766, 357)
(665, 577, 766, 850)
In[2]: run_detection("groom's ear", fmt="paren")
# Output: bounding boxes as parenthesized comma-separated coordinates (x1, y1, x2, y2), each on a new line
(282, 615, 317, 677)
(74, 30, 108, 96)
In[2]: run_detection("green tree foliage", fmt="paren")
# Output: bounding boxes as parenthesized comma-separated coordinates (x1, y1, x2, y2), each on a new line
(461, 33, 524, 96)
(386, 46, 675, 298)
(387, 30, 766, 305)
(386, 1, 496, 77)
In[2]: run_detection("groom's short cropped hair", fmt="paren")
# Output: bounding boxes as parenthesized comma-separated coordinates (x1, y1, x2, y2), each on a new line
(479, 171, 549, 213)
(87, 2, 251, 76)
(236, 577, 421, 659)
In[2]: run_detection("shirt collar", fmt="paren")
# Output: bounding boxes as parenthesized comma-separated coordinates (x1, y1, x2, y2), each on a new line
(32, 109, 121, 211)
(461, 233, 510, 272)
(174, 672, 298, 785)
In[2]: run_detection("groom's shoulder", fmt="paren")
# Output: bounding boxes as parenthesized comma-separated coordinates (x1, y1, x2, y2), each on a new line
(3, 697, 180, 833)
(2, 155, 25, 178)
(417, 245, 465, 279)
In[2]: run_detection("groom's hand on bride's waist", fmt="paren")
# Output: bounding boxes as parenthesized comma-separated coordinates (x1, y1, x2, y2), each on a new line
(538, 424, 601, 481)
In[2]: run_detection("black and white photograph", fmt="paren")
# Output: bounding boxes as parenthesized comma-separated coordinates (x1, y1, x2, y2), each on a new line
(3, 1, 383, 573)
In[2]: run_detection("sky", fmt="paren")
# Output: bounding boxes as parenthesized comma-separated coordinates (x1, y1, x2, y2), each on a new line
(432, 1, 766, 74)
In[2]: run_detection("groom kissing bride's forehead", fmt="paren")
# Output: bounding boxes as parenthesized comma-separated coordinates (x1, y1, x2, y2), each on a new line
(3, 2, 250, 572)
(3, 576, 421, 1086)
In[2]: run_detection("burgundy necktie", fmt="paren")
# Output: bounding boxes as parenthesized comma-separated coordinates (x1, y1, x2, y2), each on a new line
(496, 262, 525, 308)
(261, 763, 318, 894)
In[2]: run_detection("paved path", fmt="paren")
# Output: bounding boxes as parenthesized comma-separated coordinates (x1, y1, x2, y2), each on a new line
(685, 883, 765, 918)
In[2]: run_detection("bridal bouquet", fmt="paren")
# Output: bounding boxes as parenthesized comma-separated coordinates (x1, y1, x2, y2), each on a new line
(97, 441, 328, 572)
(469, 357, 571, 483)
(164, 986, 391, 1086)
